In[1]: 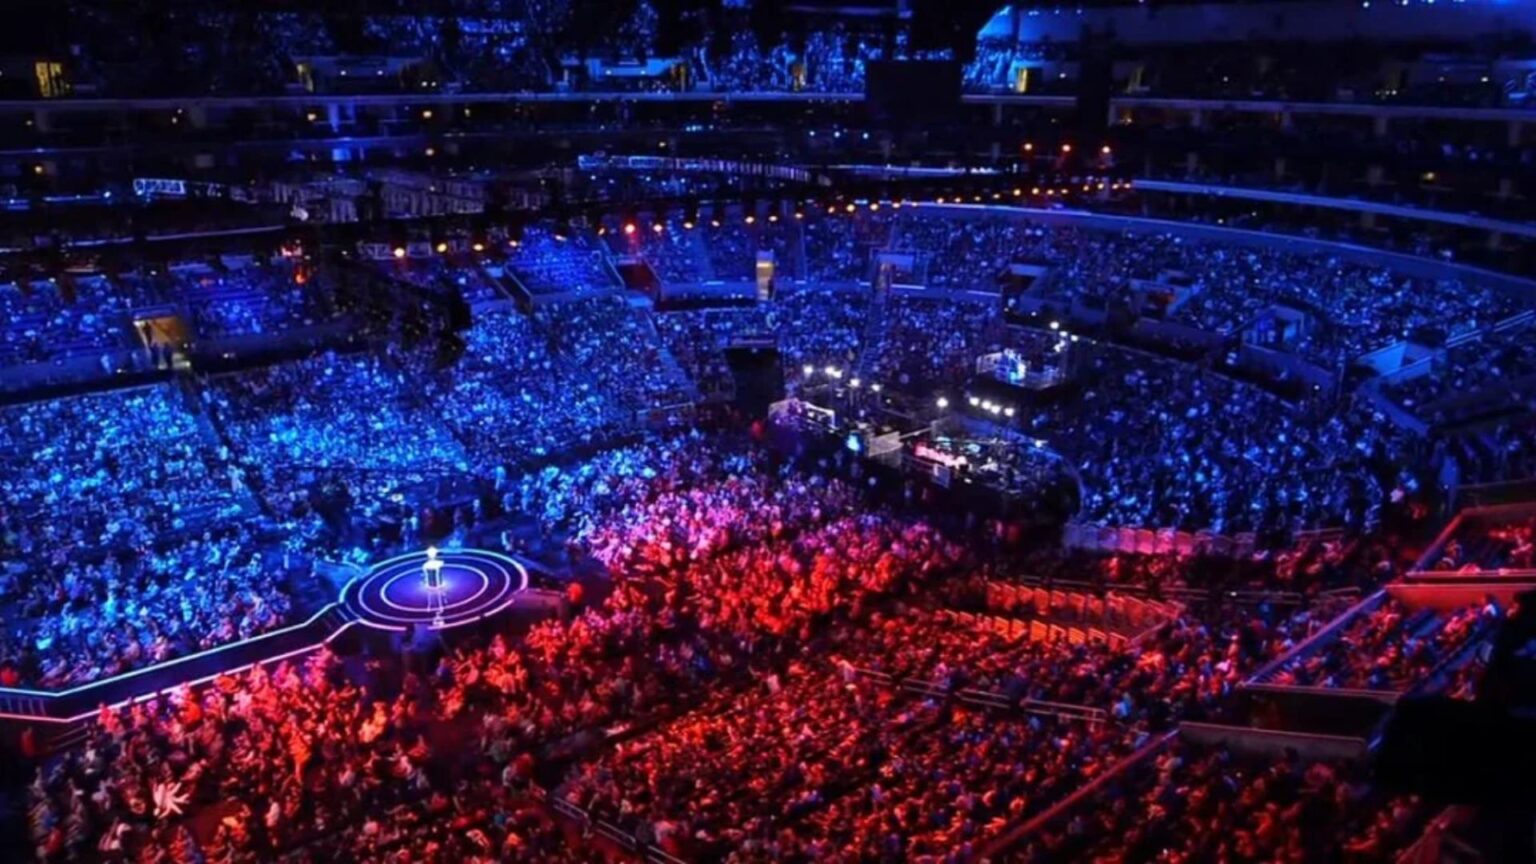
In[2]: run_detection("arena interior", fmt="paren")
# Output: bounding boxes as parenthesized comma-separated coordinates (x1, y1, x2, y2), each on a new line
(3, 0, 1536, 861)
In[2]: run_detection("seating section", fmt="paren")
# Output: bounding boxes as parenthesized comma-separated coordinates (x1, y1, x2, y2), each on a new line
(203, 352, 470, 508)
(0, 275, 140, 367)
(421, 310, 625, 462)
(173, 263, 343, 338)
(505, 226, 619, 297)
(1267, 598, 1494, 691)
(1010, 740, 1430, 863)
(535, 296, 695, 409)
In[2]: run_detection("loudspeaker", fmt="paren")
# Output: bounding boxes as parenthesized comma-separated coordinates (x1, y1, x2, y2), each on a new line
(1076, 28, 1114, 136)
(866, 60, 962, 123)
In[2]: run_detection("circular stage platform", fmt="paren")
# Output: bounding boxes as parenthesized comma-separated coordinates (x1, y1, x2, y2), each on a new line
(341, 548, 529, 631)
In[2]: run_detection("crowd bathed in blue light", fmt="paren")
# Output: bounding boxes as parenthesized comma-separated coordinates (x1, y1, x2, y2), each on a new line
(5, 1, 1536, 862)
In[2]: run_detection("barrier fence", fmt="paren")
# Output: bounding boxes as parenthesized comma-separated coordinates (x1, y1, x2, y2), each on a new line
(538, 785, 690, 864)
(849, 664, 1109, 726)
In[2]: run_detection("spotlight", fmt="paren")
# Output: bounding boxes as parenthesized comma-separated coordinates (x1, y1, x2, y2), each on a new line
(803, 364, 815, 377)
(623, 222, 637, 236)
(850, 378, 861, 388)
(1004, 407, 1016, 417)
(936, 397, 949, 409)
(393, 247, 407, 259)
(652, 223, 664, 234)
(871, 383, 882, 392)
(472, 242, 485, 252)
(968, 396, 981, 407)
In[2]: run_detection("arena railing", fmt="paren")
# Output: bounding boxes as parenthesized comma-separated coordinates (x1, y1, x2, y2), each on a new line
(849, 666, 1108, 725)
(539, 785, 689, 863)
(977, 729, 1179, 862)
(1396, 806, 1484, 864)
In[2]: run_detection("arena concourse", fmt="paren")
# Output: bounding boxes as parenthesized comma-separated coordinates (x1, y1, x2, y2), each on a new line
(2, 0, 1536, 862)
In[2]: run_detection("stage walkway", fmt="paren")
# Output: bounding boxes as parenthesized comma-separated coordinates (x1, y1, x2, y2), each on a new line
(0, 548, 548, 726)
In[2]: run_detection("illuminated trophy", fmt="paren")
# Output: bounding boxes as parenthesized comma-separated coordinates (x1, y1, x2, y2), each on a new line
(422, 546, 447, 627)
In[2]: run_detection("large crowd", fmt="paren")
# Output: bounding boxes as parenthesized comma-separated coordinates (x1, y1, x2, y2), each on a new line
(3, 199, 1533, 864)
(0, 275, 147, 371)
(1266, 597, 1497, 691)
(5, 421, 1511, 863)
(1013, 739, 1430, 863)
(170, 262, 344, 341)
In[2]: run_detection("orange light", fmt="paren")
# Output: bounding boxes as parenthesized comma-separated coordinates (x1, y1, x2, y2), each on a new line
(435, 242, 448, 253)
(1023, 142, 1034, 152)
(845, 203, 856, 213)
(744, 215, 756, 224)
(1061, 143, 1072, 154)
(393, 247, 407, 259)
(472, 242, 485, 252)
(623, 223, 637, 236)
(1101, 145, 1112, 155)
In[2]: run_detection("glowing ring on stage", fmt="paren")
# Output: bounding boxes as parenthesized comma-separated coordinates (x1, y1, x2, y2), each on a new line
(341, 548, 528, 631)
(378, 566, 491, 613)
